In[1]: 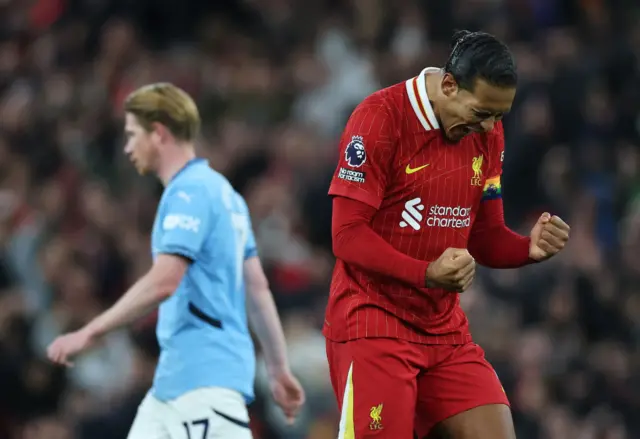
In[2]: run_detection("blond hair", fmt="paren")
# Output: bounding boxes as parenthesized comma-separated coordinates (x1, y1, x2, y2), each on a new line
(124, 83, 200, 142)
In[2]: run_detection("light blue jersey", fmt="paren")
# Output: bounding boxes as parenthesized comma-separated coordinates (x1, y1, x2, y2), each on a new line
(150, 158, 257, 402)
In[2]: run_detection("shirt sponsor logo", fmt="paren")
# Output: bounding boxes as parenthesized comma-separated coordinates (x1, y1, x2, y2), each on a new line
(338, 167, 366, 183)
(163, 214, 201, 232)
(399, 198, 425, 230)
(426, 204, 472, 228)
(399, 198, 471, 230)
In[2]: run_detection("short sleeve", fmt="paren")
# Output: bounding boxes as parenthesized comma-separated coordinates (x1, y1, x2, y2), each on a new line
(234, 192, 258, 260)
(481, 122, 505, 202)
(158, 185, 212, 260)
(328, 98, 396, 209)
(244, 219, 258, 260)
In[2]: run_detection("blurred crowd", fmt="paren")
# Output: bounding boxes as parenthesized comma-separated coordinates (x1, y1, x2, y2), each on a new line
(0, 0, 639, 438)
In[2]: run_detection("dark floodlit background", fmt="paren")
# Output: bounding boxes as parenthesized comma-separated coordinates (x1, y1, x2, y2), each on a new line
(0, 1, 639, 438)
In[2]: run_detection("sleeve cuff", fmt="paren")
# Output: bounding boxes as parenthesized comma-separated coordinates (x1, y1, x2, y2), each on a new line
(520, 237, 535, 265)
(159, 247, 197, 262)
(412, 261, 429, 288)
(245, 248, 258, 260)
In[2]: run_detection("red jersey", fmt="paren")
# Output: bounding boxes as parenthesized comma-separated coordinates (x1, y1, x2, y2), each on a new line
(324, 68, 506, 345)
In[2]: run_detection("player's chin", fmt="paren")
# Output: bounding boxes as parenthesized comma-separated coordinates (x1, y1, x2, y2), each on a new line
(444, 127, 468, 143)
(132, 161, 146, 175)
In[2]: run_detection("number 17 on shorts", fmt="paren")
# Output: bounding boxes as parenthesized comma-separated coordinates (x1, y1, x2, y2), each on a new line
(128, 389, 253, 439)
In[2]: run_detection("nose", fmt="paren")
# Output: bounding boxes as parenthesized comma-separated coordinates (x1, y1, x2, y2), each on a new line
(480, 119, 495, 132)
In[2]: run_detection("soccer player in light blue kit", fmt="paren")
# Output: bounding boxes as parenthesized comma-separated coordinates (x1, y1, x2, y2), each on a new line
(47, 83, 305, 438)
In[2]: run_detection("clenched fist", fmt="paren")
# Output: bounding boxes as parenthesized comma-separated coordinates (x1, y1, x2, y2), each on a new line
(425, 248, 476, 292)
(529, 212, 570, 261)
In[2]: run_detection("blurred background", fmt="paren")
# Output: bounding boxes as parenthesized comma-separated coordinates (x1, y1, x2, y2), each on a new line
(0, 0, 639, 438)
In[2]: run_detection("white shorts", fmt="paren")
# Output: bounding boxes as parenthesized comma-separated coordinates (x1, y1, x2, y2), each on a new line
(127, 387, 252, 439)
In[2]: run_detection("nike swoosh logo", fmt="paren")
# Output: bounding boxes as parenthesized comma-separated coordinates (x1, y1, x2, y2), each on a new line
(405, 163, 430, 174)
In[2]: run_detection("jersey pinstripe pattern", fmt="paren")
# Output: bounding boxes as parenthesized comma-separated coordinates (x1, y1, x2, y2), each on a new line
(325, 68, 505, 345)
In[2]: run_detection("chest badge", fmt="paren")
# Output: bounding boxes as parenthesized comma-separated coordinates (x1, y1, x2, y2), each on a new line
(471, 154, 483, 186)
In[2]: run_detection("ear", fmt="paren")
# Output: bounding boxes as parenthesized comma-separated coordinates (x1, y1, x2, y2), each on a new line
(441, 73, 459, 98)
(150, 122, 170, 143)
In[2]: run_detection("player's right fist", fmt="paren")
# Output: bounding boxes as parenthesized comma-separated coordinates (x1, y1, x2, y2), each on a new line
(425, 248, 476, 292)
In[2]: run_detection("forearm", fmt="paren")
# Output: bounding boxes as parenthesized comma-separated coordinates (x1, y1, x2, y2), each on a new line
(244, 257, 290, 375)
(247, 287, 290, 375)
(468, 226, 531, 268)
(84, 274, 169, 338)
(332, 197, 428, 287)
(468, 199, 533, 268)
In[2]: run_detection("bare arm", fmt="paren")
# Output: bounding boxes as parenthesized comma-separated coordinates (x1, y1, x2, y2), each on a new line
(85, 254, 188, 338)
(244, 256, 290, 376)
(47, 253, 189, 366)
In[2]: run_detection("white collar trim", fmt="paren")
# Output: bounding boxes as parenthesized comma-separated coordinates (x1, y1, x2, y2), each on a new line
(405, 67, 440, 131)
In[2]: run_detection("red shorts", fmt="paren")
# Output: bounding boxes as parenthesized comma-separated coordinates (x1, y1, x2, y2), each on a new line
(326, 338, 509, 438)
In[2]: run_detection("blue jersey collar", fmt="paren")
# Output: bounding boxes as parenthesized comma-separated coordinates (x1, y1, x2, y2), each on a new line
(169, 158, 207, 184)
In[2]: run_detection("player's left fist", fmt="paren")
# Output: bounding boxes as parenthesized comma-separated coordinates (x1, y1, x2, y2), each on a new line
(528, 212, 570, 262)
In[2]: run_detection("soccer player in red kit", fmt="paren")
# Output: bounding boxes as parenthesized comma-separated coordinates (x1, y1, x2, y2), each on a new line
(324, 30, 570, 439)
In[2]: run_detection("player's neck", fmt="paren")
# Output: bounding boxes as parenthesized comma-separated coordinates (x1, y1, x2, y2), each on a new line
(425, 69, 445, 124)
(157, 143, 196, 185)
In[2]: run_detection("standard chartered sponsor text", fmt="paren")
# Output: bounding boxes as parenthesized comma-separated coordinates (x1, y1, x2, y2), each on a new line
(426, 204, 471, 228)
